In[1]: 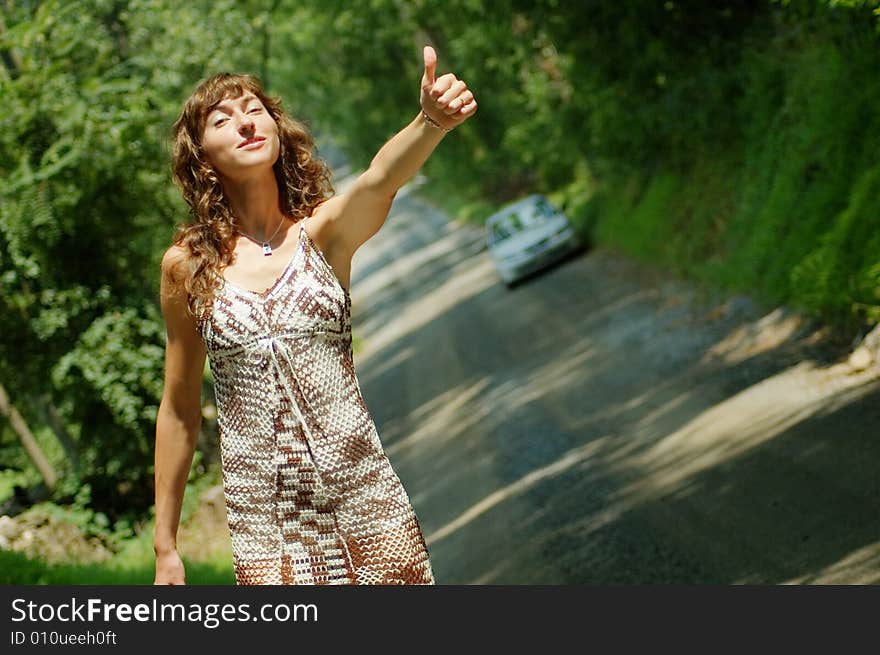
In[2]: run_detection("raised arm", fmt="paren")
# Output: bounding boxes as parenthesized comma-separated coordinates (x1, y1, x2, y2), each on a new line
(323, 45, 477, 257)
(153, 246, 206, 585)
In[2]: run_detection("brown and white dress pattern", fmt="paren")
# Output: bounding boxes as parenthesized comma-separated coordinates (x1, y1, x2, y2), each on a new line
(198, 218, 435, 585)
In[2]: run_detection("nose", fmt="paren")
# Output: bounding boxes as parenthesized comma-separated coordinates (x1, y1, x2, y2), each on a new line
(238, 114, 255, 132)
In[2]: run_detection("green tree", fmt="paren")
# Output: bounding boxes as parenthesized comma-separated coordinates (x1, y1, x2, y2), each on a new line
(0, 0, 261, 515)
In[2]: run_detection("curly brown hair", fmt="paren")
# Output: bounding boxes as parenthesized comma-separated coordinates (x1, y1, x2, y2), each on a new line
(168, 72, 334, 326)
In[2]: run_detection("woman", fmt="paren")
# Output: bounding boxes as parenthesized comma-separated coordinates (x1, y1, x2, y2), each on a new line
(153, 45, 476, 585)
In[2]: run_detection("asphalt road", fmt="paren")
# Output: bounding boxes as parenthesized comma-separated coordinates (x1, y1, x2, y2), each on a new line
(350, 178, 880, 584)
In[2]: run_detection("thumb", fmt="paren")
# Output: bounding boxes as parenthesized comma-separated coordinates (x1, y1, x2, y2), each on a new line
(422, 45, 437, 87)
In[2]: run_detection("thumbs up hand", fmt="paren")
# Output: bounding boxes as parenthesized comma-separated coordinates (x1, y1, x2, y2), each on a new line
(420, 45, 477, 132)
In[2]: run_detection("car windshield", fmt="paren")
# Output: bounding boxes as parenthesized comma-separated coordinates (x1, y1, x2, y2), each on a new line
(490, 198, 557, 243)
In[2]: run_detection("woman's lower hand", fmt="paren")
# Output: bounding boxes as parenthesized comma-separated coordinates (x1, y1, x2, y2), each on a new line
(154, 548, 186, 585)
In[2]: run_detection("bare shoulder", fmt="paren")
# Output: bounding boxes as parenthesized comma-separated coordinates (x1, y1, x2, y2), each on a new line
(161, 244, 189, 276)
(160, 244, 191, 292)
(159, 244, 194, 315)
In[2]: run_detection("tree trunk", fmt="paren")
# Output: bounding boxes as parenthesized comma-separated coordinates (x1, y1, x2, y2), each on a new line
(0, 383, 57, 491)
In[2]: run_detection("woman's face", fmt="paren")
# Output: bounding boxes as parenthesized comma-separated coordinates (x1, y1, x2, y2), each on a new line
(200, 92, 280, 181)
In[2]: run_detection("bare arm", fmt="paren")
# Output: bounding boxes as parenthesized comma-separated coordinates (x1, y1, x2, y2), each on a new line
(153, 246, 206, 584)
(325, 45, 477, 258)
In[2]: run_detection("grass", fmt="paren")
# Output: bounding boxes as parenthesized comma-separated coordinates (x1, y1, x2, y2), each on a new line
(0, 548, 235, 585)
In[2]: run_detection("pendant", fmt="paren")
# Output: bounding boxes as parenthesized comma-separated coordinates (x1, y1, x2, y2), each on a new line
(262, 242, 273, 256)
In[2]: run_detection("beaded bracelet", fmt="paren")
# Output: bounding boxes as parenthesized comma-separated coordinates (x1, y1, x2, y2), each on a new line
(421, 109, 452, 133)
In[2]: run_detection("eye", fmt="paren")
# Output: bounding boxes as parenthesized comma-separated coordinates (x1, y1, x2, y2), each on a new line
(213, 117, 227, 127)
(248, 107, 262, 114)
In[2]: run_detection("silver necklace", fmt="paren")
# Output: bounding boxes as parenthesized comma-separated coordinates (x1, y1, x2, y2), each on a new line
(235, 214, 286, 256)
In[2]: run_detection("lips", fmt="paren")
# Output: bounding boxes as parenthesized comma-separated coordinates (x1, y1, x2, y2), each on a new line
(237, 136, 266, 149)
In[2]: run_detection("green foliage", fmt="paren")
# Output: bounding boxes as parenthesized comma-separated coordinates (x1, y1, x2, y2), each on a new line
(0, 468, 34, 501)
(789, 166, 880, 321)
(581, 5, 880, 326)
(0, 0, 262, 516)
(50, 306, 165, 505)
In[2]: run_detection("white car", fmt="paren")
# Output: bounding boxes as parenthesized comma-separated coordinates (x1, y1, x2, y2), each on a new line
(486, 194, 583, 287)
